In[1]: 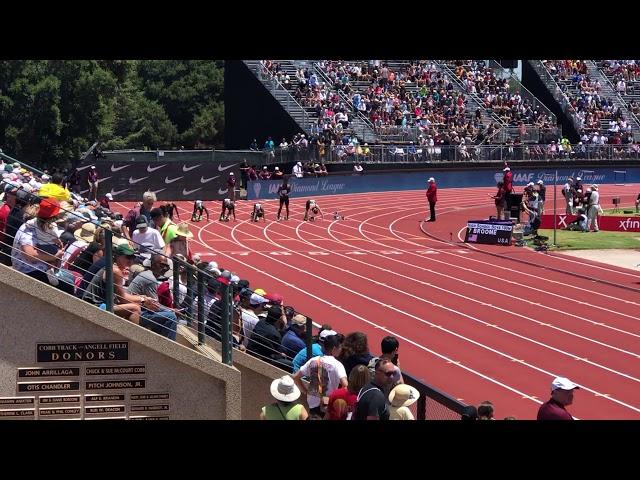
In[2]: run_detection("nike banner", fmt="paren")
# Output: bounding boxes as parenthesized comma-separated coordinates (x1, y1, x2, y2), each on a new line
(77, 157, 241, 201)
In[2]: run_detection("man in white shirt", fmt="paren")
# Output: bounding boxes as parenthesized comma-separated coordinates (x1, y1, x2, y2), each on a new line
(562, 177, 574, 215)
(293, 332, 347, 417)
(241, 293, 268, 347)
(132, 217, 165, 254)
(587, 184, 600, 232)
(292, 161, 303, 178)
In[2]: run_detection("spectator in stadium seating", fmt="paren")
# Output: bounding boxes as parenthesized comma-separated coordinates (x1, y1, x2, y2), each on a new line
(326, 364, 370, 420)
(281, 313, 307, 358)
(83, 242, 144, 323)
(477, 401, 495, 420)
(292, 325, 333, 373)
(61, 221, 96, 269)
(248, 165, 258, 181)
(292, 161, 303, 179)
(132, 216, 164, 254)
(353, 357, 395, 420)
(339, 331, 375, 377)
(99, 193, 113, 211)
(426, 177, 438, 222)
(388, 384, 420, 420)
(39, 172, 72, 202)
(258, 166, 271, 180)
(165, 222, 193, 262)
(11, 198, 68, 291)
(247, 305, 293, 371)
(461, 405, 478, 420)
(70, 241, 103, 276)
(293, 332, 346, 418)
(0, 183, 18, 264)
(127, 253, 178, 340)
(537, 376, 579, 420)
(124, 191, 157, 239)
(260, 375, 309, 420)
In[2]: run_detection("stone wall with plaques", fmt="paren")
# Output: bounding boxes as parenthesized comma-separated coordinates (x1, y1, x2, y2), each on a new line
(0, 265, 241, 420)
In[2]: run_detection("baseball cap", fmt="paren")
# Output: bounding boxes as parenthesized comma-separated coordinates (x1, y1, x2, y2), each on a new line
(503, 167, 510, 171)
(319, 329, 337, 341)
(229, 172, 234, 175)
(291, 314, 307, 327)
(551, 376, 580, 391)
(537, 180, 544, 184)
(249, 293, 268, 306)
(105, 193, 113, 200)
(114, 243, 136, 257)
(136, 217, 148, 228)
(254, 288, 266, 296)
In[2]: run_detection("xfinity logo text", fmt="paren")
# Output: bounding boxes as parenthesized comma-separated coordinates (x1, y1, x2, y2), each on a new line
(619, 219, 640, 231)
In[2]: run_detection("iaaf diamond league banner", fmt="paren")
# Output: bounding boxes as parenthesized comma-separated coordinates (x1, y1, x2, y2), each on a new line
(76, 157, 241, 201)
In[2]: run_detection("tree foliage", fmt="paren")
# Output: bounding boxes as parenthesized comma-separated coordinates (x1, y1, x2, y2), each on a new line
(0, 60, 224, 169)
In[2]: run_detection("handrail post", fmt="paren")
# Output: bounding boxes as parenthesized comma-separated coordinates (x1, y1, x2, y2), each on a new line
(185, 264, 194, 327)
(104, 229, 114, 312)
(305, 317, 313, 362)
(221, 282, 232, 365)
(172, 257, 180, 314)
(197, 269, 205, 345)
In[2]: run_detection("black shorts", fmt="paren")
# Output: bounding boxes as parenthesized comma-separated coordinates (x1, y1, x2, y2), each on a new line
(280, 196, 289, 206)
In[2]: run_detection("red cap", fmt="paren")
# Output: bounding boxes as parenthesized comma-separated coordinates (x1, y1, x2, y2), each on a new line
(265, 293, 284, 305)
(37, 198, 61, 219)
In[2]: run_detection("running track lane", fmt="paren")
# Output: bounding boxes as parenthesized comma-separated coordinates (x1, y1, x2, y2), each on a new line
(115, 186, 637, 418)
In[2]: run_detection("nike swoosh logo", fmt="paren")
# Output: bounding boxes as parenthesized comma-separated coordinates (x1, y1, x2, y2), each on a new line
(97, 176, 112, 184)
(217, 163, 238, 172)
(183, 188, 202, 196)
(151, 188, 166, 195)
(182, 164, 201, 172)
(79, 189, 89, 195)
(111, 165, 130, 172)
(77, 165, 92, 172)
(110, 188, 130, 196)
(129, 176, 149, 184)
(200, 175, 220, 184)
(147, 164, 167, 173)
(218, 188, 228, 195)
(165, 176, 184, 184)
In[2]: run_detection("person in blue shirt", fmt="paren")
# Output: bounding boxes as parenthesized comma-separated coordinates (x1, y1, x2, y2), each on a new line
(281, 314, 307, 358)
(292, 325, 334, 373)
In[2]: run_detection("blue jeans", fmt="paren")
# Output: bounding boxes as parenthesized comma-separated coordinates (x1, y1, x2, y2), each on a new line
(140, 309, 177, 341)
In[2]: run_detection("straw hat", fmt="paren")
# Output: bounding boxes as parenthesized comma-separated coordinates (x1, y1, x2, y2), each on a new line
(270, 375, 300, 402)
(174, 222, 193, 238)
(388, 384, 420, 408)
(74, 222, 97, 242)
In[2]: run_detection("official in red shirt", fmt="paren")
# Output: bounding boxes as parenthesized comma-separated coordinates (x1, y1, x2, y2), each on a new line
(503, 166, 513, 218)
(426, 177, 438, 222)
(537, 376, 579, 420)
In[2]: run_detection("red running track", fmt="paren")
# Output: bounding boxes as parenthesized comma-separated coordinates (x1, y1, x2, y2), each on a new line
(115, 183, 640, 419)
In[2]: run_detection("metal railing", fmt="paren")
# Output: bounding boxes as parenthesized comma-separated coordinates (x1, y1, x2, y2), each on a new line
(402, 371, 467, 420)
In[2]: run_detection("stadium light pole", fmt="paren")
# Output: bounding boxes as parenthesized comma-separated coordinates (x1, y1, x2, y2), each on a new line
(553, 170, 557, 246)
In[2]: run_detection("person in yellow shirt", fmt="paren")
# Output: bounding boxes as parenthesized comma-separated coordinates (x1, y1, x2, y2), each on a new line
(38, 172, 72, 202)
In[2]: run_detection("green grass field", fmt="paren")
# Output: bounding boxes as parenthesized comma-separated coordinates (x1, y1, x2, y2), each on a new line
(537, 229, 640, 250)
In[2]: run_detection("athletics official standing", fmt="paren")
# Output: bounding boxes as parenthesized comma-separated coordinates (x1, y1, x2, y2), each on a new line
(426, 177, 437, 222)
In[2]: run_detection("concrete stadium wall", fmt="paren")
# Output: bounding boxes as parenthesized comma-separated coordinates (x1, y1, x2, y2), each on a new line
(0, 265, 244, 420)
